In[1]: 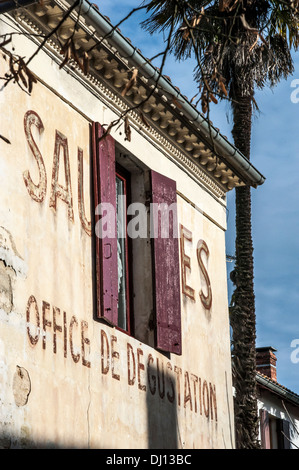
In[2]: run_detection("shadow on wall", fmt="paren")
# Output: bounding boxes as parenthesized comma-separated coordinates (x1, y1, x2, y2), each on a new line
(146, 359, 178, 449)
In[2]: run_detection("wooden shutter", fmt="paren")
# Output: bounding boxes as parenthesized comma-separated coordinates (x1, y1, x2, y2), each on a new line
(92, 122, 118, 325)
(260, 409, 271, 449)
(151, 170, 182, 355)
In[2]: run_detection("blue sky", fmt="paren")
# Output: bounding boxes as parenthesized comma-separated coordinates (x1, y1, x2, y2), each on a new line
(95, 1, 299, 394)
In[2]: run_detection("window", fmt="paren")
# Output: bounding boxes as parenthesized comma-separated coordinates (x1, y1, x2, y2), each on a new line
(260, 409, 291, 449)
(92, 121, 182, 354)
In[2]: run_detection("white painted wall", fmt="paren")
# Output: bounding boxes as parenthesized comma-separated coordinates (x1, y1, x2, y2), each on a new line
(258, 393, 299, 449)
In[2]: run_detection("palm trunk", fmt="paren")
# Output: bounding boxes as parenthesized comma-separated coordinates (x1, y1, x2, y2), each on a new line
(230, 88, 260, 449)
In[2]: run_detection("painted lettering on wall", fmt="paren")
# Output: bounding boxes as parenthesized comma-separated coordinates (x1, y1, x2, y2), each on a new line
(180, 224, 212, 310)
(26, 294, 217, 422)
(23, 110, 47, 203)
(49, 130, 74, 222)
(23, 110, 91, 235)
(26, 295, 91, 367)
(23, 111, 213, 305)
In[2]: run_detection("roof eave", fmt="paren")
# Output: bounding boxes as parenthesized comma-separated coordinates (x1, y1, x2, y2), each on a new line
(77, 0, 265, 188)
(257, 373, 299, 407)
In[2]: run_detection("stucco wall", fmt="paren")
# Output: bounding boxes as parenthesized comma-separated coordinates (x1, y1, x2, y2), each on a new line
(0, 19, 234, 449)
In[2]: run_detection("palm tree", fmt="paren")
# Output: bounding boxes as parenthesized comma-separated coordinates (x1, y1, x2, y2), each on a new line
(142, 0, 299, 448)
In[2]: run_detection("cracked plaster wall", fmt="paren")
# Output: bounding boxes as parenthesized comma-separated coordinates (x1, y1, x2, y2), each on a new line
(0, 18, 235, 449)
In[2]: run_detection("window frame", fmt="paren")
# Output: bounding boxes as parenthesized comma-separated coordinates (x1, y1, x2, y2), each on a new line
(260, 408, 291, 449)
(115, 163, 133, 336)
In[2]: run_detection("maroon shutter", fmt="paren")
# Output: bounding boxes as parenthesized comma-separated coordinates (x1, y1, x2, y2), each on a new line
(151, 170, 182, 355)
(260, 409, 271, 449)
(92, 122, 118, 325)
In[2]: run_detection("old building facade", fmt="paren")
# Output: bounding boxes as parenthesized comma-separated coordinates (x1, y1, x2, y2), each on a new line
(0, 0, 265, 448)
(257, 347, 299, 449)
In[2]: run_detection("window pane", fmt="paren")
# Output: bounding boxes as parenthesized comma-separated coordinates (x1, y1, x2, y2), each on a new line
(116, 175, 127, 331)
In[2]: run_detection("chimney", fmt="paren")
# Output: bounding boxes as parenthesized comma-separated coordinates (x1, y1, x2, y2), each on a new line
(256, 347, 277, 382)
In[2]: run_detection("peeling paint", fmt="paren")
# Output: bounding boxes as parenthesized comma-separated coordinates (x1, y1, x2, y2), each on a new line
(13, 366, 31, 407)
(0, 261, 13, 313)
(0, 227, 27, 278)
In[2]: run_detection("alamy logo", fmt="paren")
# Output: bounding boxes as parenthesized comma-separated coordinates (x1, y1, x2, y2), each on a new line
(290, 339, 299, 364)
(290, 79, 299, 103)
(95, 197, 178, 239)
